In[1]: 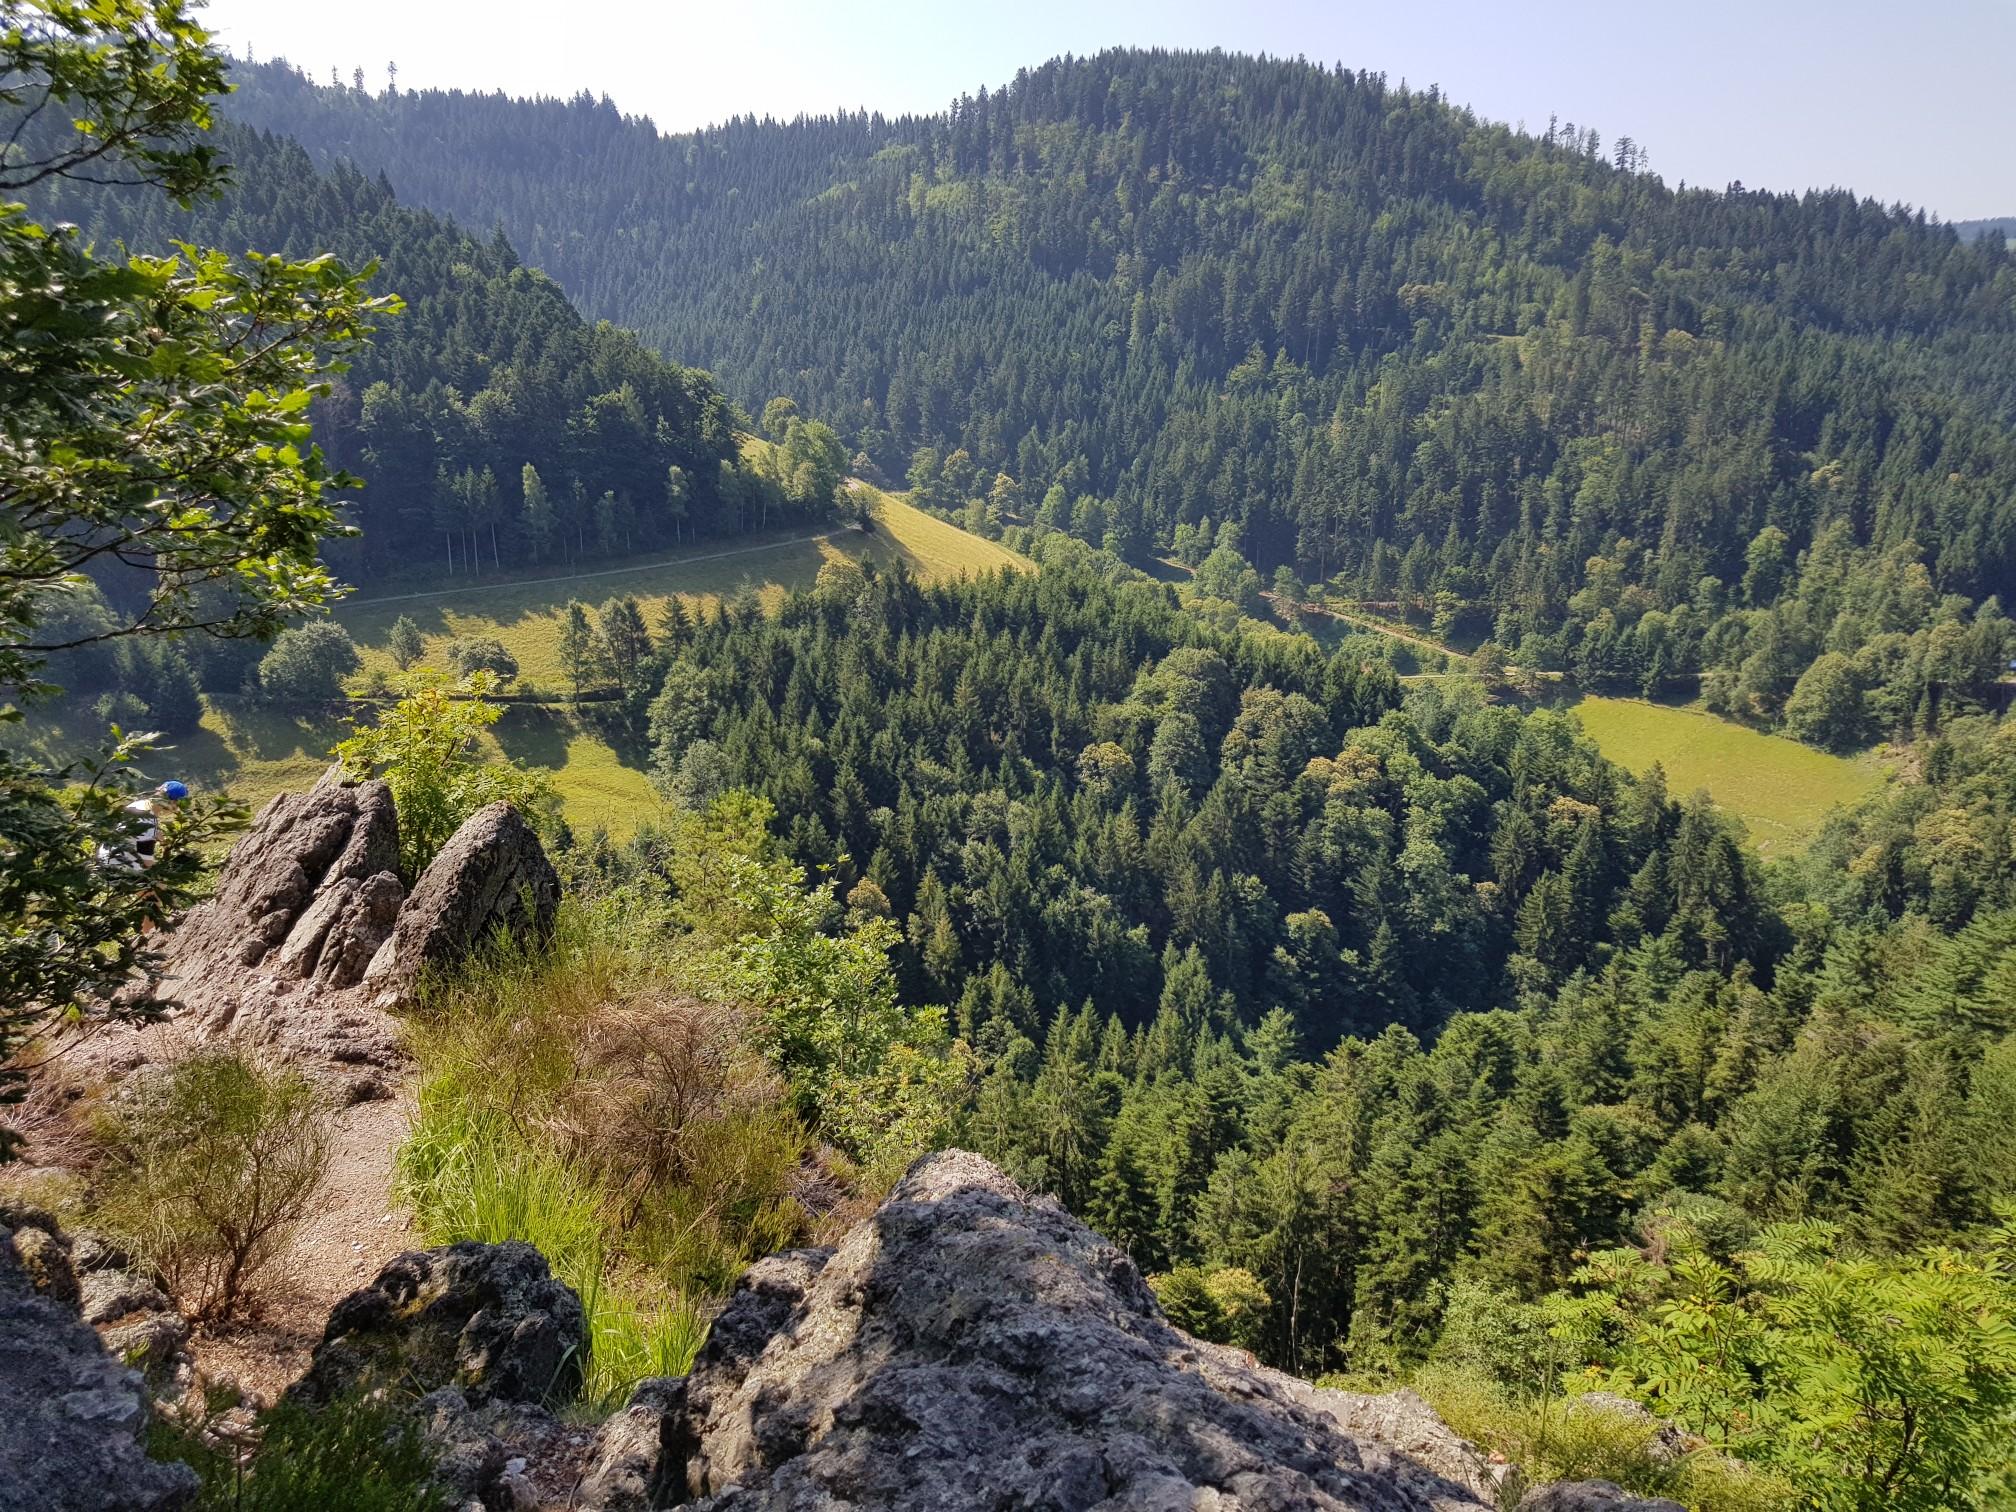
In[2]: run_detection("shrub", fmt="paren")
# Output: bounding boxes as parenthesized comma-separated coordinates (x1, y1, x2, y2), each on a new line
(442, 635, 519, 686)
(257, 620, 359, 706)
(96, 1051, 331, 1320)
(396, 895, 809, 1407)
(1148, 1264, 1272, 1352)
(1407, 1364, 1793, 1512)
(335, 674, 555, 876)
(387, 615, 425, 671)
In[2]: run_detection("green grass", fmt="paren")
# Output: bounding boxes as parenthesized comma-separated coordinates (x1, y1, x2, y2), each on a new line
(15, 491, 1021, 839)
(1570, 695, 1887, 857)
(9, 697, 347, 818)
(339, 489, 1028, 696)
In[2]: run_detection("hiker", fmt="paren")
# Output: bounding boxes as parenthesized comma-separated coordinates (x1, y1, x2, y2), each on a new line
(97, 780, 189, 875)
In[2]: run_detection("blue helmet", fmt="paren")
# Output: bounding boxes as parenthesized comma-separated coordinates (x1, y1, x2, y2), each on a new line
(160, 780, 190, 801)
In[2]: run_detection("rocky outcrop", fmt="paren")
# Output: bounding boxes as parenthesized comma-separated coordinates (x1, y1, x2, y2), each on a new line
(288, 1240, 586, 1411)
(580, 1150, 1497, 1512)
(0, 1205, 197, 1511)
(75, 773, 558, 1102)
(165, 765, 401, 983)
(575, 1377, 689, 1512)
(363, 801, 559, 993)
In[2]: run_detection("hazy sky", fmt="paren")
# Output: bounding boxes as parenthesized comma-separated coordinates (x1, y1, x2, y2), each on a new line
(199, 0, 2012, 220)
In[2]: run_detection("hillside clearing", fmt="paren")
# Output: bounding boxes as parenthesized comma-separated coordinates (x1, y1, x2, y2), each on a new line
(1570, 695, 1887, 856)
(339, 488, 1027, 695)
(15, 491, 1024, 839)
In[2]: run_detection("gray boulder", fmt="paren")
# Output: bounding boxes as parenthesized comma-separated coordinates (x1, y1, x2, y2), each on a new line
(0, 1209, 197, 1510)
(75, 767, 411, 1094)
(288, 1240, 585, 1409)
(364, 801, 560, 997)
(583, 1150, 1493, 1512)
(167, 766, 401, 976)
(575, 1377, 690, 1512)
(79, 1266, 170, 1326)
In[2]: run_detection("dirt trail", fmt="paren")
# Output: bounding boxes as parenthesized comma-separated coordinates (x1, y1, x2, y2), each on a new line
(195, 1092, 417, 1405)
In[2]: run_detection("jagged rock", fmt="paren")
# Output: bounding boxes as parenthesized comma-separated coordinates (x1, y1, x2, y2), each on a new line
(289, 1240, 585, 1410)
(0, 1210, 198, 1510)
(68, 1230, 136, 1276)
(317, 871, 406, 987)
(0, 1203, 81, 1309)
(1517, 1482, 1687, 1512)
(586, 1150, 1494, 1512)
(1282, 1385, 1509, 1504)
(691, 1248, 830, 1380)
(412, 1387, 566, 1512)
(575, 1376, 690, 1512)
(80, 1266, 171, 1326)
(66, 767, 411, 1090)
(101, 1308, 195, 1395)
(72, 777, 557, 1099)
(364, 802, 559, 997)
(167, 767, 400, 977)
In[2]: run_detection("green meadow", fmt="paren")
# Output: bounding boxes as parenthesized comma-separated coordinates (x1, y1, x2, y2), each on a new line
(1569, 695, 1887, 856)
(338, 487, 1026, 696)
(21, 490, 1026, 839)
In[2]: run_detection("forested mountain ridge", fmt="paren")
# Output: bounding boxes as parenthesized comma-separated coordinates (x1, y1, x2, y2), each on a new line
(26, 125, 846, 592)
(221, 50, 2016, 745)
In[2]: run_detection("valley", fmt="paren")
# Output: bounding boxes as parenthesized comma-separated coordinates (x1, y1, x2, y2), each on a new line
(5, 10, 2015, 1511)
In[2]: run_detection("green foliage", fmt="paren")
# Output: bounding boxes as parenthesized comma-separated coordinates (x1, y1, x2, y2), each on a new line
(334, 673, 554, 877)
(387, 615, 425, 670)
(257, 620, 360, 705)
(1596, 1220, 2016, 1509)
(152, 1393, 449, 1512)
(27, 116, 747, 596)
(394, 872, 857, 1407)
(94, 1049, 331, 1320)
(0, 1, 384, 1156)
(1149, 1264, 1271, 1351)
(219, 50, 2016, 749)
(441, 634, 518, 685)
(1782, 652, 1874, 752)
(1409, 1365, 1793, 1512)
(0, 734, 250, 1158)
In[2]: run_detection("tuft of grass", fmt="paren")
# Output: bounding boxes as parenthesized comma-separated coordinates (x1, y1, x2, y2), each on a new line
(576, 1268, 709, 1409)
(396, 894, 816, 1409)
(150, 1394, 449, 1512)
(1410, 1364, 1794, 1512)
(1571, 694, 1886, 856)
(396, 1105, 700, 1408)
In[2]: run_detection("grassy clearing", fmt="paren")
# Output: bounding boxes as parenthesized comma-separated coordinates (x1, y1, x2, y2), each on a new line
(339, 489, 1027, 695)
(1570, 695, 1886, 857)
(14, 492, 1020, 839)
(10, 697, 346, 817)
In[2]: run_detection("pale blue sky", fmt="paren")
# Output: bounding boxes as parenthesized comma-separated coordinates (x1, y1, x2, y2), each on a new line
(201, 0, 2013, 219)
